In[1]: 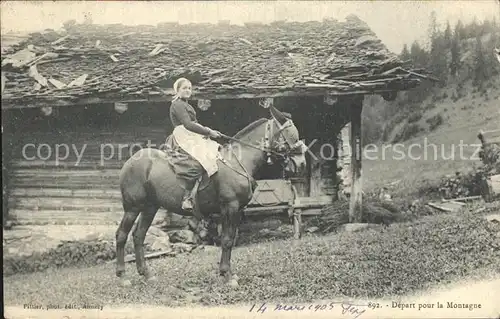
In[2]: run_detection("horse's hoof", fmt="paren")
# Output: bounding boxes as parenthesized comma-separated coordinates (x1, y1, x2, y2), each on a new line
(119, 279, 132, 287)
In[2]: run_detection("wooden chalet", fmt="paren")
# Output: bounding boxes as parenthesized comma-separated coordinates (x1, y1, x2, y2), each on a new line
(1, 16, 430, 231)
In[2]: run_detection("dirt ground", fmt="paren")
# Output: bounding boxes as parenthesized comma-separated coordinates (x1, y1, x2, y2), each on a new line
(5, 274, 500, 319)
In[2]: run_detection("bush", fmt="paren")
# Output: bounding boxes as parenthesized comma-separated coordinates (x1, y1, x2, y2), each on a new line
(426, 114, 444, 131)
(305, 198, 401, 233)
(3, 240, 136, 277)
(408, 111, 423, 123)
(437, 168, 492, 199)
(392, 123, 422, 143)
(424, 102, 436, 110)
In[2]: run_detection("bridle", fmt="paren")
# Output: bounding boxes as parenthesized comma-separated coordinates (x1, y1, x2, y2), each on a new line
(220, 117, 305, 162)
(217, 116, 305, 182)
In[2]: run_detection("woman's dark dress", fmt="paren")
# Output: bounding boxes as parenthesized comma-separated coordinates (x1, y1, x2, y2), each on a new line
(165, 98, 209, 188)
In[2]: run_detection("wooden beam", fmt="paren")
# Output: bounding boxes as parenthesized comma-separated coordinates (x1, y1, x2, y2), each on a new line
(1, 86, 417, 110)
(348, 97, 363, 223)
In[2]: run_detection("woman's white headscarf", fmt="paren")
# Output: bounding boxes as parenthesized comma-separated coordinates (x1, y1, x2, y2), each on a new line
(172, 77, 191, 101)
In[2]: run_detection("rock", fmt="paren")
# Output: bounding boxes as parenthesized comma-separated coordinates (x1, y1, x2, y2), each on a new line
(306, 226, 319, 233)
(259, 228, 271, 236)
(148, 226, 169, 238)
(168, 229, 198, 244)
(339, 223, 379, 233)
(149, 237, 171, 252)
(145, 226, 170, 250)
(198, 228, 209, 241)
(265, 219, 282, 230)
(82, 232, 105, 242)
(187, 218, 199, 231)
(277, 225, 293, 234)
(484, 214, 500, 223)
(165, 213, 190, 230)
(7, 247, 19, 254)
(172, 242, 195, 254)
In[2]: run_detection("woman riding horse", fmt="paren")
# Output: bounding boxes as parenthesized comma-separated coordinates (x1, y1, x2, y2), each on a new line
(169, 77, 222, 212)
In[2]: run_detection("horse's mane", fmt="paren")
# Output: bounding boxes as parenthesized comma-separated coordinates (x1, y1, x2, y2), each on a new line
(233, 118, 268, 139)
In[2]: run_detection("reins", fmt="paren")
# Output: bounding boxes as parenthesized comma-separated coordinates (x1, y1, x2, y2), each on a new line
(218, 118, 295, 159)
(219, 134, 284, 159)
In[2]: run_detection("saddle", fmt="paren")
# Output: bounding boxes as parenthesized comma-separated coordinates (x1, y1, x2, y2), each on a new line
(162, 134, 215, 192)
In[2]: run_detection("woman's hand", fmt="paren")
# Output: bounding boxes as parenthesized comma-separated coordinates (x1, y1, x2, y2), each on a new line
(208, 129, 222, 139)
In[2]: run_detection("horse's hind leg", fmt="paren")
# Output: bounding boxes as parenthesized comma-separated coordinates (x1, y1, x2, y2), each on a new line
(132, 204, 159, 281)
(116, 209, 140, 286)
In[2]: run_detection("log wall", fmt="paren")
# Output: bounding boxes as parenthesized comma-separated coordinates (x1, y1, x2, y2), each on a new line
(4, 104, 169, 225)
(3, 96, 348, 225)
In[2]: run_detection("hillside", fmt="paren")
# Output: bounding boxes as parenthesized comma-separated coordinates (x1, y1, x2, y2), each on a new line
(363, 80, 499, 192)
(361, 17, 500, 193)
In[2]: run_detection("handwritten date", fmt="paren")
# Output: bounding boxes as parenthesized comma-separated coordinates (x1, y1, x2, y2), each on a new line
(249, 301, 370, 318)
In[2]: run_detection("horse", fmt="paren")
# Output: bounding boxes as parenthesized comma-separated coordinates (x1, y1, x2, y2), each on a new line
(115, 105, 307, 287)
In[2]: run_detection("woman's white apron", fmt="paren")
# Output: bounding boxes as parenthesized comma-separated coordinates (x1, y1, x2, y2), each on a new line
(172, 125, 221, 177)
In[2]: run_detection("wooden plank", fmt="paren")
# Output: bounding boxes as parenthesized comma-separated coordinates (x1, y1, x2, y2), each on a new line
(293, 209, 302, 240)
(442, 195, 482, 202)
(2, 87, 411, 110)
(309, 155, 323, 197)
(9, 209, 167, 223)
(12, 175, 120, 182)
(11, 175, 120, 180)
(124, 250, 173, 263)
(12, 169, 120, 176)
(339, 123, 352, 194)
(9, 202, 123, 212)
(295, 195, 333, 206)
(11, 160, 125, 169)
(9, 198, 123, 209)
(9, 202, 123, 210)
(105, 249, 174, 264)
(300, 208, 324, 216)
(427, 201, 463, 212)
(478, 129, 500, 146)
(10, 187, 122, 198)
(11, 181, 119, 188)
(348, 97, 363, 223)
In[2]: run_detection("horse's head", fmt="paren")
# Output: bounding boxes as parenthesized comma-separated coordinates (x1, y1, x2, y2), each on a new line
(267, 105, 307, 175)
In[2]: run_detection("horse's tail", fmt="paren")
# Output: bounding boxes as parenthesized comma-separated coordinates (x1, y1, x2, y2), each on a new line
(119, 148, 154, 211)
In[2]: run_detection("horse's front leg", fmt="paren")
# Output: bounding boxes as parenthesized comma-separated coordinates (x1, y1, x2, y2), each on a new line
(219, 200, 241, 286)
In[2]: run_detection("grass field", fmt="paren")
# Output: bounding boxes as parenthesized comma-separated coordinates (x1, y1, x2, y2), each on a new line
(4, 204, 500, 307)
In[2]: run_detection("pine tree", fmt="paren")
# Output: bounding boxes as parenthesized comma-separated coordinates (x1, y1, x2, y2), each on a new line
(469, 17, 479, 38)
(400, 44, 411, 62)
(474, 34, 487, 87)
(455, 20, 465, 40)
(444, 21, 452, 49)
(427, 11, 439, 50)
(450, 33, 460, 77)
(410, 41, 429, 68)
(485, 23, 499, 76)
(428, 12, 447, 85)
